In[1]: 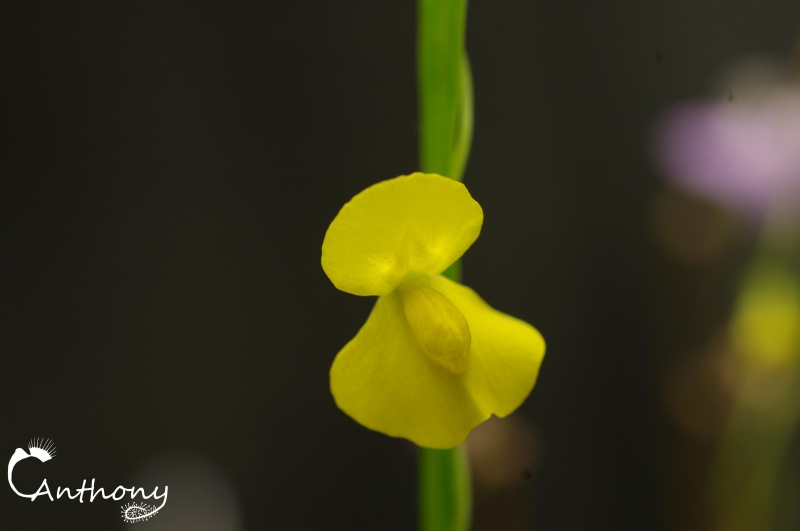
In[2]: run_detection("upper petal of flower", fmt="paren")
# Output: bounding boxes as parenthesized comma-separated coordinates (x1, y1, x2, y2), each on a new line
(321, 173, 483, 296)
(330, 275, 545, 448)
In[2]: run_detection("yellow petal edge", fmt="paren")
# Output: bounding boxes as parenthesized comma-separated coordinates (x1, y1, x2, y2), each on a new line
(321, 173, 483, 296)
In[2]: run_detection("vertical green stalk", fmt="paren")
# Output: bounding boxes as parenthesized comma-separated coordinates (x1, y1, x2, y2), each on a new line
(711, 394, 800, 531)
(419, 445, 472, 531)
(417, 0, 472, 182)
(417, 0, 473, 530)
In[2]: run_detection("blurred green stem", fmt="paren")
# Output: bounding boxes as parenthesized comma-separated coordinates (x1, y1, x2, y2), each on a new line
(712, 381, 800, 531)
(417, 0, 473, 530)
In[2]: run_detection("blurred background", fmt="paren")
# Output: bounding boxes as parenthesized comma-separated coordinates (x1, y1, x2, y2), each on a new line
(3, 1, 800, 529)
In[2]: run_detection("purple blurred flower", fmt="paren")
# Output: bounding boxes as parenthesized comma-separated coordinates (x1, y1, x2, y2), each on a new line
(652, 88, 800, 224)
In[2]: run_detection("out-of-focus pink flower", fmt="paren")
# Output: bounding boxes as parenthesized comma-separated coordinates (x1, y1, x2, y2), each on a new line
(652, 87, 800, 224)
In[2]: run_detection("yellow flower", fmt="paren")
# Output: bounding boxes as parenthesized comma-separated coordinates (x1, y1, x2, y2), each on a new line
(732, 259, 800, 370)
(322, 173, 545, 448)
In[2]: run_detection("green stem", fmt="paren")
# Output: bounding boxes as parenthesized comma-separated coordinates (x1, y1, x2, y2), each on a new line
(417, 0, 473, 530)
(417, 0, 470, 181)
(711, 375, 800, 531)
(419, 446, 472, 531)
(450, 53, 474, 183)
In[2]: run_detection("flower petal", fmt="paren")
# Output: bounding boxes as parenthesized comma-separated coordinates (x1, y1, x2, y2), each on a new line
(330, 275, 545, 449)
(321, 173, 483, 296)
(402, 284, 471, 375)
(427, 276, 546, 420)
(330, 290, 484, 448)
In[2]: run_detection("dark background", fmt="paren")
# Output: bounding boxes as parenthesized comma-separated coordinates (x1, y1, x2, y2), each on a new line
(2, 2, 799, 529)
